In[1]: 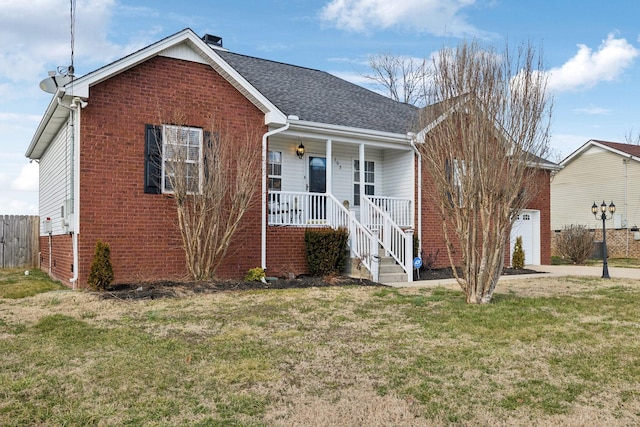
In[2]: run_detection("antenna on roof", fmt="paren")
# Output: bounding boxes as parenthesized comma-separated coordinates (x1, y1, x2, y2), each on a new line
(39, 0, 76, 93)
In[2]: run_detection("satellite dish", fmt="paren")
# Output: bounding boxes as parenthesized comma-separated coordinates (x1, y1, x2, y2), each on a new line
(39, 74, 73, 94)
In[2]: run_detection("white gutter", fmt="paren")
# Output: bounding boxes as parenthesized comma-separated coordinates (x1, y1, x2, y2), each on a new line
(408, 132, 422, 255)
(261, 121, 291, 272)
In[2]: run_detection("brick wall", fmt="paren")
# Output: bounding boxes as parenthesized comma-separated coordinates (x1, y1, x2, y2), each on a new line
(526, 168, 552, 265)
(417, 165, 553, 268)
(39, 234, 73, 284)
(76, 55, 266, 286)
(266, 226, 308, 277)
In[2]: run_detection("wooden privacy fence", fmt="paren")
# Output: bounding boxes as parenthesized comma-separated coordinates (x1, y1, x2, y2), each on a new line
(0, 215, 39, 269)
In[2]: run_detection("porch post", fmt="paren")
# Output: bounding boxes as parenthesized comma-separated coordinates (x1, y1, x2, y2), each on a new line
(371, 229, 379, 283)
(359, 143, 365, 204)
(326, 139, 332, 195)
(349, 209, 356, 257)
(405, 229, 414, 283)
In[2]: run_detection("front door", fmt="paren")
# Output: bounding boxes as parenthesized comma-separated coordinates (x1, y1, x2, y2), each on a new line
(308, 156, 326, 220)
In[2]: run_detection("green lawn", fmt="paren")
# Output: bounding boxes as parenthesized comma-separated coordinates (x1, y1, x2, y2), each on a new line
(1, 270, 640, 425)
(0, 268, 66, 298)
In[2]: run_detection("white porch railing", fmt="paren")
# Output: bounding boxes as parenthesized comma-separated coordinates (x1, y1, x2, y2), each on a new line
(361, 196, 413, 282)
(268, 191, 350, 227)
(368, 196, 413, 228)
(268, 191, 412, 282)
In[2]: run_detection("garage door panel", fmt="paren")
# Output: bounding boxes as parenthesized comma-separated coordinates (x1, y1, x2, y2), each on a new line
(510, 210, 540, 265)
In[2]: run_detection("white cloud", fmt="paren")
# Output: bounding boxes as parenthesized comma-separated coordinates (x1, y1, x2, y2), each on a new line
(11, 162, 39, 192)
(0, 0, 148, 83)
(0, 193, 38, 215)
(320, 0, 489, 38)
(572, 106, 611, 115)
(548, 34, 639, 92)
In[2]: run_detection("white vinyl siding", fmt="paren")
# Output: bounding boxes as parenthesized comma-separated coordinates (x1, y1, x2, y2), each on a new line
(267, 138, 305, 192)
(39, 118, 72, 235)
(552, 146, 640, 230)
(380, 149, 413, 202)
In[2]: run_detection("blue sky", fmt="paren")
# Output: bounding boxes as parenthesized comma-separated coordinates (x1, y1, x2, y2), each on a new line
(1, 0, 639, 215)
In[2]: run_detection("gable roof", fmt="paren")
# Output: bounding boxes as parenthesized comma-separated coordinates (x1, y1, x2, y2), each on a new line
(561, 139, 640, 166)
(216, 50, 419, 135)
(27, 28, 421, 159)
(596, 140, 640, 158)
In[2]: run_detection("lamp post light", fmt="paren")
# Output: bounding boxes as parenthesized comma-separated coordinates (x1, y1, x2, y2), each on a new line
(591, 200, 616, 279)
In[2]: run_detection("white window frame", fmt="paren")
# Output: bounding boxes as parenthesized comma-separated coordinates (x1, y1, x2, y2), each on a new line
(268, 150, 282, 191)
(161, 125, 203, 194)
(353, 159, 375, 206)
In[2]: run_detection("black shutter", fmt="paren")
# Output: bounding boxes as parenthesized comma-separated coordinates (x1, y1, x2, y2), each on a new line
(144, 124, 162, 194)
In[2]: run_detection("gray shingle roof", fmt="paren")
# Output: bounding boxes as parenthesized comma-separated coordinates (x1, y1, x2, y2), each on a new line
(217, 50, 419, 135)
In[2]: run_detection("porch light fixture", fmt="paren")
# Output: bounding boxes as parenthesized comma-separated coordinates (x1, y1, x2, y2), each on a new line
(591, 200, 616, 279)
(296, 142, 305, 159)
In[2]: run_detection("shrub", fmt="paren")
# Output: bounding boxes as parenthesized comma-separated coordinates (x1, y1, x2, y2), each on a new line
(555, 224, 594, 264)
(304, 228, 349, 276)
(87, 240, 114, 291)
(511, 236, 525, 269)
(245, 267, 265, 282)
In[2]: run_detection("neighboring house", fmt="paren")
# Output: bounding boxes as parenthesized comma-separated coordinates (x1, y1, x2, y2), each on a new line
(26, 28, 557, 287)
(551, 139, 640, 258)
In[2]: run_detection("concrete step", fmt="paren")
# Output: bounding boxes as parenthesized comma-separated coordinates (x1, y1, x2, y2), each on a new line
(377, 256, 407, 283)
(378, 271, 408, 283)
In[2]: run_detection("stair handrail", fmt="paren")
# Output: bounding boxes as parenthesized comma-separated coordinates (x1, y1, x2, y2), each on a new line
(327, 194, 379, 282)
(361, 196, 413, 282)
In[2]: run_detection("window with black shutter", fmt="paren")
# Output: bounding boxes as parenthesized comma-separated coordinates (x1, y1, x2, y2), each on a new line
(144, 124, 162, 194)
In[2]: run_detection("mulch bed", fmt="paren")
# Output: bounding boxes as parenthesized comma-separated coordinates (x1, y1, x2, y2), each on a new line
(98, 267, 540, 301)
(99, 275, 381, 300)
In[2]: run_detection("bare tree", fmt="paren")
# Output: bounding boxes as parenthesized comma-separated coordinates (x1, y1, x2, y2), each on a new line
(161, 115, 262, 280)
(364, 53, 429, 105)
(624, 129, 640, 145)
(417, 40, 552, 304)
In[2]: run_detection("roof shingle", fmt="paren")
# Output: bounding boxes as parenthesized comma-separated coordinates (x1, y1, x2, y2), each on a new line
(216, 50, 419, 135)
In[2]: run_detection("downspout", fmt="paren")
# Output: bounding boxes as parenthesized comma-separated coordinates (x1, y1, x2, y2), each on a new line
(408, 132, 422, 255)
(58, 96, 84, 289)
(69, 101, 80, 289)
(261, 121, 291, 273)
(624, 157, 630, 257)
(56, 97, 78, 289)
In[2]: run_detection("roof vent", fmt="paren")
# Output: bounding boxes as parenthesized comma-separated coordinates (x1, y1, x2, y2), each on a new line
(202, 34, 223, 48)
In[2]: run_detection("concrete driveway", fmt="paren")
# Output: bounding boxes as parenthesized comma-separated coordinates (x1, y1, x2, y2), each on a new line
(389, 264, 640, 288)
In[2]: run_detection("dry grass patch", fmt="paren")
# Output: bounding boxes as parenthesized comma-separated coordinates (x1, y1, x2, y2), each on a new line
(1, 276, 640, 425)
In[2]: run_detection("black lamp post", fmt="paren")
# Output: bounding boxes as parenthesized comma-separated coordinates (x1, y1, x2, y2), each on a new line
(591, 200, 616, 279)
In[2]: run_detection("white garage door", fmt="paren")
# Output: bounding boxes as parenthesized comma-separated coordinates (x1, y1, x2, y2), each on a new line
(510, 210, 540, 266)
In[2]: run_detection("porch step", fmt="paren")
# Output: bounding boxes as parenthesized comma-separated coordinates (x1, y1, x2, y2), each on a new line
(377, 255, 408, 284)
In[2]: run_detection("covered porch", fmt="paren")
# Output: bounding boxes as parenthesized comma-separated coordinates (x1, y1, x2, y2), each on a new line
(266, 132, 416, 282)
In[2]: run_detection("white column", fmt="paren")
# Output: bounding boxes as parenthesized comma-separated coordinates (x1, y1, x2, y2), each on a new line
(326, 139, 332, 195)
(359, 143, 365, 203)
(371, 229, 379, 283)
